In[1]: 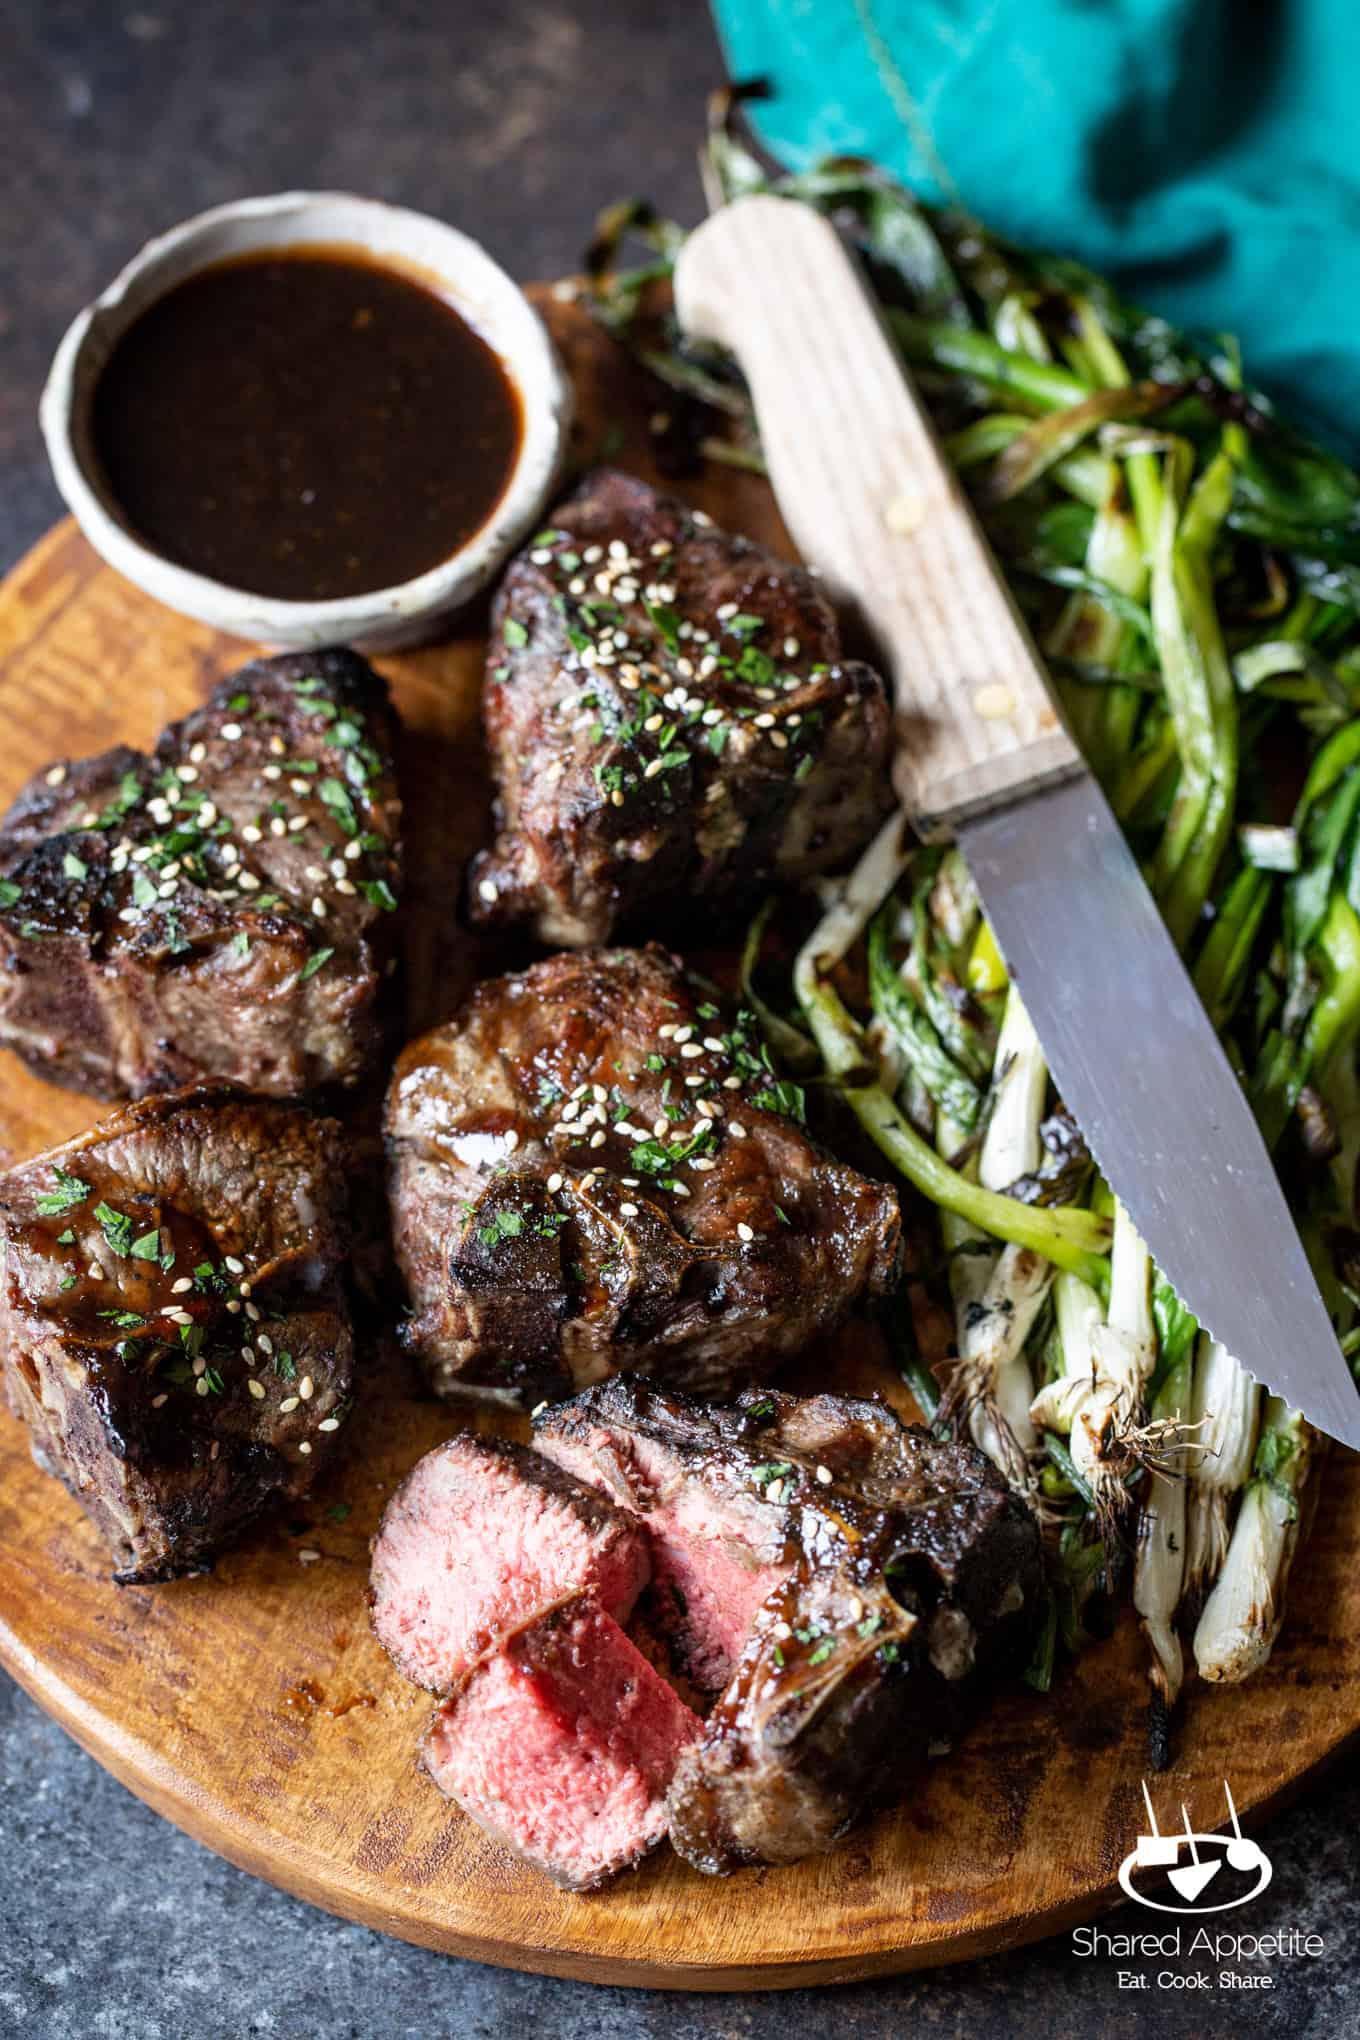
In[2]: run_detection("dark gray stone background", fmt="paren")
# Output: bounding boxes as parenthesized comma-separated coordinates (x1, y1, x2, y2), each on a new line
(0, 4, 1357, 2036)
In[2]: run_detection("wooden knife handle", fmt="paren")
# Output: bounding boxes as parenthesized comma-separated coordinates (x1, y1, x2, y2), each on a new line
(673, 195, 1082, 835)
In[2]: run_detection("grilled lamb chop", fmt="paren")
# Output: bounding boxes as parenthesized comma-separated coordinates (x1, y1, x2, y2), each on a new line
(536, 1381, 1043, 1873)
(385, 945, 900, 1408)
(0, 648, 401, 1098)
(424, 1591, 701, 1891)
(369, 1429, 651, 1690)
(0, 1087, 354, 1582)
(467, 470, 893, 946)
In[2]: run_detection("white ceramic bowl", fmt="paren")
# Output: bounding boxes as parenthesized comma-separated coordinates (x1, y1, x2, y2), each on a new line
(40, 192, 572, 651)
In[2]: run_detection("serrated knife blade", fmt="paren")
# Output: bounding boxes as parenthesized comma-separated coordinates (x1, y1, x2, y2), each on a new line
(963, 773, 1360, 1452)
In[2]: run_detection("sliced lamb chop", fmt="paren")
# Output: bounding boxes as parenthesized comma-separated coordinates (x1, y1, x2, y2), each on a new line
(467, 469, 893, 946)
(369, 1429, 651, 1690)
(538, 1380, 1043, 1872)
(424, 1592, 701, 1891)
(0, 648, 402, 1099)
(385, 944, 900, 1409)
(0, 1087, 353, 1582)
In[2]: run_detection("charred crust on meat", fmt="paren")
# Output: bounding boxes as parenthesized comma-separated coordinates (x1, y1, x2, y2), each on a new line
(467, 470, 893, 945)
(384, 944, 901, 1407)
(534, 1379, 1044, 1874)
(0, 1085, 354, 1581)
(0, 649, 402, 1099)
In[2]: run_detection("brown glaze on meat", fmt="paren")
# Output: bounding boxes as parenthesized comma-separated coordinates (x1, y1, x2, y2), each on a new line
(467, 471, 893, 946)
(0, 1087, 354, 1581)
(537, 1380, 1044, 1874)
(0, 649, 402, 1099)
(384, 946, 901, 1408)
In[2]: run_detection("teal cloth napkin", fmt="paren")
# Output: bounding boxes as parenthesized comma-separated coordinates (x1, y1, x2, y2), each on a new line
(710, 0, 1360, 452)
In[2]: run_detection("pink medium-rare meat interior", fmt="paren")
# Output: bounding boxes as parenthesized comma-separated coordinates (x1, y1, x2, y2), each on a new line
(370, 1431, 651, 1690)
(425, 1594, 702, 1891)
(534, 1409, 793, 1693)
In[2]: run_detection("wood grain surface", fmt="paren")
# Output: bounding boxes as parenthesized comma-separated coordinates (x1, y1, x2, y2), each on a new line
(0, 292, 1356, 1990)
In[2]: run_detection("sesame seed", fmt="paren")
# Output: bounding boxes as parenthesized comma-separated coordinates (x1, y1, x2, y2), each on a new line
(652, 1118, 668, 1137)
(716, 601, 737, 619)
(546, 1172, 564, 1193)
(530, 548, 552, 564)
(692, 1156, 716, 1171)
(658, 1023, 676, 1039)
(593, 1085, 607, 1102)
(178, 764, 199, 783)
(317, 1418, 339, 1433)
(816, 1464, 834, 1485)
(238, 871, 261, 891)
(244, 1302, 260, 1322)
(256, 1333, 273, 1355)
(643, 758, 664, 779)
(298, 1547, 320, 1563)
(684, 1075, 704, 1088)
(164, 1306, 191, 1326)
(673, 1024, 694, 1043)
(344, 837, 363, 861)
(226, 1299, 242, 1315)
(504, 1128, 520, 1152)
(298, 1441, 312, 1455)
(680, 1042, 704, 1059)
(241, 1346, 254, 1363)
(157, 880, 177, 899)
(195, 1378, 210, 1397)
(221, 722, 243, 741)
(770, 731, 789, 750)
(279, 1395, 300, 1413)
(583, 544, 604, 564)
(189, 742, 207, 763)
(754, 713, 776, 729)
(288, 814, 308, 833)
(703, 1036, 724, 1053)
(562, 1099, 579, 1121)
(248, 1378, 266, 1400)
(737, 1222, 754, 1242)
(568, 576, 586, 596)
(239, 1280, 252, 1296)
(610, 789, 625, 807)
(268, 735, 286, 756)
(87, 1262, 102, 1280)
(335, 877, 356, 896)
(589, 1130, 606, 1148)
(269, 817, 287, 837)
(722, 1075, 743, 1090)
(729, 1122, 747, 1138)
(262, 764, 281, 782)
(643, 714, 663, 733)
(311, 895, 326, 916)
(298, 1374, 314, 1400)
(152, 1393, 168, 1409)
(620, 1202, 639, 1217)
(224, 1255, 245, 1273)
(171, 1276, 193, 1293)
(783, 637, 800, 658)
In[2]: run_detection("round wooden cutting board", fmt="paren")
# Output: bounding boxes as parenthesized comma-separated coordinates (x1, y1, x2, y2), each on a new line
(0, 292, 1357, 1990)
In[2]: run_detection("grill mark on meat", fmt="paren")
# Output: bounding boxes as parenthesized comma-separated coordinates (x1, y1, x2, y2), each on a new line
(0, 649, 402, 1099)
(385, 945, 900, 1407)
(369, 1429, 651, 1690)
(467, 470, 892, 946)
(0, 1087, 353, 1581)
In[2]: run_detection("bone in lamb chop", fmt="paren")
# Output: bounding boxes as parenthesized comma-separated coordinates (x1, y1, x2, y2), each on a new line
(536, 1380, 1044, 1874)
(0, 647, 401, 1099)
(0, 1087, 354, 1582)
(384, 943, 901, 1409)
(467, 469, 893, 946)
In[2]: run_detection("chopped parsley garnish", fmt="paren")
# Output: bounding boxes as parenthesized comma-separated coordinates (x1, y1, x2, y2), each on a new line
(274, 1351, 297, 1380)
(807, 1637, 837, 1666)
(503, 618, 529, 648)
(36, 1169, 91, 1217)
(298, 947, 335, 982)
(752, 1461, 794, 1489)
(130, 1227, 163, 1262)
(751, 1079, 807, 1124)
(358, 878, 398, 912)
(93, 1203, 136, 1256)
(99, 1309, 147, 1329)
(480, 1208, 525, 1250)
(62, 851, 88, 882)
(0, 880, 20, 908)
(327, 1501, 352, 1524)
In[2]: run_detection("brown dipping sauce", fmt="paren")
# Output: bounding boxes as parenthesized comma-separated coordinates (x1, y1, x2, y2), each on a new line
(91, 247, 523, 601)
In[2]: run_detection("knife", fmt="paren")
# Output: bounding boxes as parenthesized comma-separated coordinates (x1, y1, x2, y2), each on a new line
(674, 193, 1360, 1451)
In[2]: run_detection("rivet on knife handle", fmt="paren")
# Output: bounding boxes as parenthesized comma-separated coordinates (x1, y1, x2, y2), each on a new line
(673, 193, 1084, 838)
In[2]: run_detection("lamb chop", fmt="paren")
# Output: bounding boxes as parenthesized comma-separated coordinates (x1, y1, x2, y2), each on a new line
(369, 1427, 697, 1890)
(0, 1087, 354, 1582)
(0, 647, 401, 1098)
(536, 1381, 1043, 1873)
(369, 1429, 651, 1689)
(467, 470, 893, 946)
(385, 944, 901, 1408)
